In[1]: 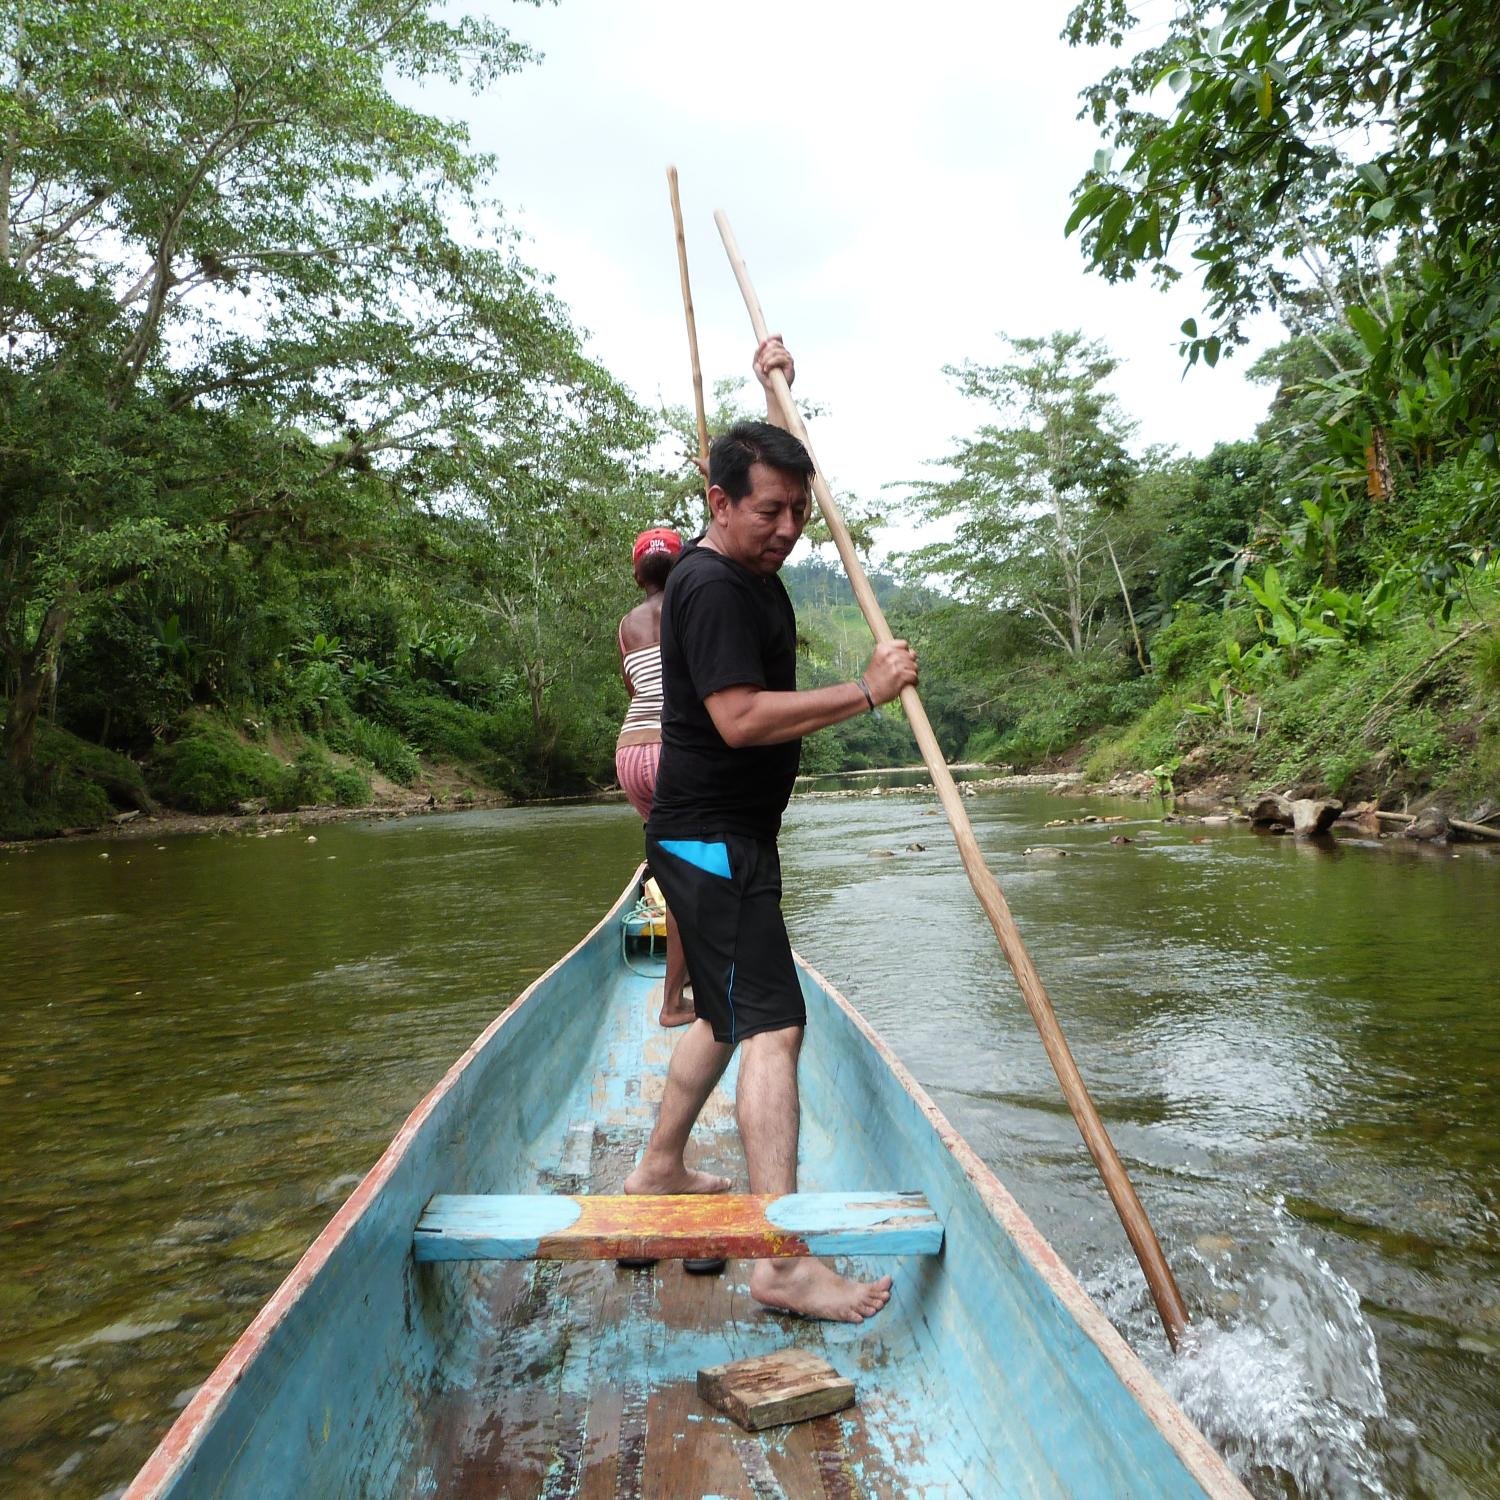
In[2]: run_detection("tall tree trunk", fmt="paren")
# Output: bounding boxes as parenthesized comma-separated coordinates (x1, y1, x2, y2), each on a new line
(3, 603, 69, 772)
(1104, 533, 1147, 669)
(1046, 424, 1086, 655)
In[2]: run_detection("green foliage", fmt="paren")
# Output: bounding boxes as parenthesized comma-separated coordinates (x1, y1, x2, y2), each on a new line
(276, 749, 368, 810)
(1245, 620, 1464, 794)
(331, 767, 372, 808)
(324, 715, 420, 785)
(0, 718, 148, 837)
(1383, 706, 1458, 783)
(1240, 564, 1407, 674)
(905, 332, 1146, 658)
(0, 762, 111, 840)
(409, 628, 474, 694)
(1082, 692, 1192, 781)
(1147, 757, 1182, 806)
(1150, 605, 1240, 684)
(377, 684, 541, 788)
(384, 686, 496, 765)
(1321, 749, 1374, 801)
(1360, 454, 1500, 615)
(147, 718, 288, 814)
(345, 661, 394, 716)
(967, 654, 1160, 767)
(146, 725, 372, 814)
(1185, 638, 1274, 729)
(0, 0, 660, 822)
(54, 614, 193, 753)
(1472, 628, 1500, 694)
(293, 635, 348, 668)
(282, 747, 338, 809)
(32, 723, 150, 809)
(1144, 443, 1276, 612)
(286, 661, 346, 730)
(1064, 0, 1500, 463)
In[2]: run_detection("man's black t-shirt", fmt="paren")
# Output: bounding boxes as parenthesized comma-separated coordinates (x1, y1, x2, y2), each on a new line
(647, 544, 801, 839)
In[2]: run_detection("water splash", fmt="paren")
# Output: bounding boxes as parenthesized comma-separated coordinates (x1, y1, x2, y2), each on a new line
(1084, 1196, 1393, 1499)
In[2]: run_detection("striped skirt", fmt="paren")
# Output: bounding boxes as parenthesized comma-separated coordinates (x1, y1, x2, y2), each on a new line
(615, 740, 661, 822)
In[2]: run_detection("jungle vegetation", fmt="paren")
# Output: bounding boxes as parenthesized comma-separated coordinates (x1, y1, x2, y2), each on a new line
(897, 0, 1500, 807)
(2, 0, 1497, 839)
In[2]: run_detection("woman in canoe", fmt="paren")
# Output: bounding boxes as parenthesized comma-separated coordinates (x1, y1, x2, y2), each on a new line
(617, 525, 693, 1026)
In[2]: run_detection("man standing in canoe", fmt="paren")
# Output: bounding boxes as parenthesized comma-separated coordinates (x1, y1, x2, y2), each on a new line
(624, 337, 919, 1323)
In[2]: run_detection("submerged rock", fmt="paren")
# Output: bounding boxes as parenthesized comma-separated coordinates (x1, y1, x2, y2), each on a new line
(1338, 800, 1384, 835)
(1289, 797, 1342, 836)
(1246, 792, 1293, 827)
(1195, 1231, 1236, 1255)
(1022, 846, 1070, 858)
(1402, 808, 1451, 843)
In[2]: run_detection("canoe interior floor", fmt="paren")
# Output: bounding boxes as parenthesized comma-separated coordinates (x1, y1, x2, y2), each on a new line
(413, 981, 919, 1499)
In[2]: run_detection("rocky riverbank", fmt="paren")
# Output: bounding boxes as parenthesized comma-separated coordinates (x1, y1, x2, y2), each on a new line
(0, 786, 511, 851)
(795, 762, 1500, 849)
(1058, 768, 1500, 846)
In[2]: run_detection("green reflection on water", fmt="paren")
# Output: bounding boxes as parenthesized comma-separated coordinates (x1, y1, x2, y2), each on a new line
(1, 792, 1497, 1497)
(0, 808, 646, 1497)
(778, 789, 1500, 1498)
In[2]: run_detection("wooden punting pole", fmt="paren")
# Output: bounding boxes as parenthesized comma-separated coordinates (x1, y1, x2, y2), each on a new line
(667, 166, 711, 499)
(713, 209, 1191, 1351)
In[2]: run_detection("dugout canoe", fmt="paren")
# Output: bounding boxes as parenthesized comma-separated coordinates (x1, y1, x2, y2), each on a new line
(127, 868, 1247, 1499)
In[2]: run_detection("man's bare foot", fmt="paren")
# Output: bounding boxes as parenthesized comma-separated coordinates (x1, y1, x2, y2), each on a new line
(748, 1259, 893, 1323)
(658, 1005, 696, 1028)
(623, 1160, 731, 1195)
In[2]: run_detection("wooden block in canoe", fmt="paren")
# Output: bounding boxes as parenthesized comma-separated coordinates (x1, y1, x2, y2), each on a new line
(412, 1190, 942, 1263)
(698, 1347, 856, 1432)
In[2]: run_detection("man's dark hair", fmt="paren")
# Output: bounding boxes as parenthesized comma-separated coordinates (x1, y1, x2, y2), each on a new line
(708, 420, 815, 501)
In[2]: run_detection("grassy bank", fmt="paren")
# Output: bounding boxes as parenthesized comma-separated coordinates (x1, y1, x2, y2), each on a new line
(9, 581, 1497, 842)
(1001, 591, 1500, 815)
(0, 707, 505, 842)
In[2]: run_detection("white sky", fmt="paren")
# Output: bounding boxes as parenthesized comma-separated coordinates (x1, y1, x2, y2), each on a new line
(416, 0, 1279, 555)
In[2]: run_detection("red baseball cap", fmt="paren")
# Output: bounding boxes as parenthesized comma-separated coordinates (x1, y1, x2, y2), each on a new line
(632, 527, 683, 567)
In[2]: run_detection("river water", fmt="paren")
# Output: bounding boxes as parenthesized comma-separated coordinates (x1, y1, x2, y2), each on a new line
(1, 789, 1497, 1497)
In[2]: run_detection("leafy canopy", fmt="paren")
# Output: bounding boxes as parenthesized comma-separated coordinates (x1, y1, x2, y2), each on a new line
(1, 0, 651, 773)
(903, 331, 1141, 657)
(1062, 0, 1500, 454)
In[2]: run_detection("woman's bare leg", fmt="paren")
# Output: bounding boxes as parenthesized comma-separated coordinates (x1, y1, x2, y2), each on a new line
(659, 904, 694, 1027)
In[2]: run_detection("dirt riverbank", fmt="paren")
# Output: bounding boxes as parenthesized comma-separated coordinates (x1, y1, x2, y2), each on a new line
(0, 785, 512, 851)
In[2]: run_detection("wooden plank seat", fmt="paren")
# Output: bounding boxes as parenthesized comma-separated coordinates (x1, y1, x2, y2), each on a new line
(413, 1190, 942, 1263)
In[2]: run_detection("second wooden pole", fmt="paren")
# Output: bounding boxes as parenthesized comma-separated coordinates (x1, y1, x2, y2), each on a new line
(714, 208, 1190, 1351)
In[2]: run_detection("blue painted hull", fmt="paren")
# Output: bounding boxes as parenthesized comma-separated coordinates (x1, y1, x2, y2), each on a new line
(128, 872, 1245, 1498)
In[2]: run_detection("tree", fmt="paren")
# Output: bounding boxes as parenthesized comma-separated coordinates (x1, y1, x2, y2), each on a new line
(905, 332, 1141, 657)
(1140, 441, 1277, 611)
(0, 0, 647, 774)
(660, 377, 886, 555)
(1062, 0, 1500, 461)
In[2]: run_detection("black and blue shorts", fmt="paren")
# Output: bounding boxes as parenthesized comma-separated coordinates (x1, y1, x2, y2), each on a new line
(645, 833, 807, 1045)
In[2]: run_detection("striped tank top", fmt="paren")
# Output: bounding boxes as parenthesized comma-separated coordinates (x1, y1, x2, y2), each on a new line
(620, 642, 665, 735)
